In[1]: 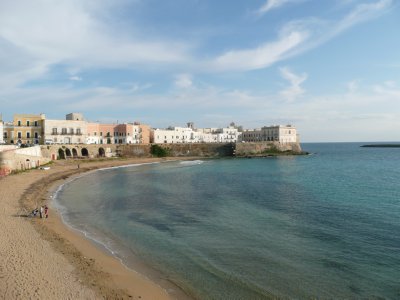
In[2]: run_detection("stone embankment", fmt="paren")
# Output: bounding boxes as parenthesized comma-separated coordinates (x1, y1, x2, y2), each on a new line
(0, 142, 303, 176)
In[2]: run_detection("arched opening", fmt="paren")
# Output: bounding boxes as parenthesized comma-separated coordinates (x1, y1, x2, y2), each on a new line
(72, 148, 78, 157)
(99, 147, 105, 157)
(65, 148, 72, 158)
(81, 148, 89, 157)
(58, 149, 65, 159)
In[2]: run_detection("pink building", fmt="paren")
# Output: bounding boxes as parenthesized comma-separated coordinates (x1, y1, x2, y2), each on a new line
(86, 122, 150, 144)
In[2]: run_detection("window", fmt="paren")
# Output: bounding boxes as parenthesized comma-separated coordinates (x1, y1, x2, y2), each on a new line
(100, 132, 103, 136)
(27, 121, 30, 126)
(52, 128, 57, 134)
(77, 128, 81, 135)
(18, 120, 21, 126)
(94, 132, 97, 136)
(27, 132, 30, 138)
(34, 121, 38, 127)
(18, 132, 22, 138)
(70, 128, 74, 134)
(34, 132, 38, 138)
(62, 128, 67, 134)
(4, 132, 7, 138)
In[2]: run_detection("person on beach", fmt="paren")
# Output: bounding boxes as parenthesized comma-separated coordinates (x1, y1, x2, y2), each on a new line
(40, 206, 44, 218)
(44, 205, 49, 218)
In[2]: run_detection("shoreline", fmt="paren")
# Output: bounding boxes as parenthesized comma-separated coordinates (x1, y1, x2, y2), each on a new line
(2, 157, 196, 299)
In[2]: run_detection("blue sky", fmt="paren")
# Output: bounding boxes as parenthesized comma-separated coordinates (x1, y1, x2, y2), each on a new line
(0, 0, 399, 142)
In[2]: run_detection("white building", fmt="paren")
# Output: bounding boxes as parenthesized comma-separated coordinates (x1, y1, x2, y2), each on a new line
(241, 125, 298, 143)
(152, 123, 241, 144)
(44, 117, 87, 144)
(0, 119, 3, 144)
(152, 127, 197, 144)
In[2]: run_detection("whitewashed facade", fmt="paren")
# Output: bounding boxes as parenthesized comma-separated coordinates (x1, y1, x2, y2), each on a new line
(152, 124, 241, 144)
(241, 125, 297, 143)
(152, 127, 197, 144)
(44, 119, 87, 144)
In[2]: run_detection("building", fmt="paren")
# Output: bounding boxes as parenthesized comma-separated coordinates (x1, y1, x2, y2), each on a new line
(241, 125, 298, 143)
(3, 114, 46, 145)
(0, 116, 3, 144)
(86, 122, 151, 144)
(43, 115, 87, 144)
(151, 123, 241, 144)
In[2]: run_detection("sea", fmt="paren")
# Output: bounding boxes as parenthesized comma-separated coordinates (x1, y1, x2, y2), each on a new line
(53, 143, 400, 299)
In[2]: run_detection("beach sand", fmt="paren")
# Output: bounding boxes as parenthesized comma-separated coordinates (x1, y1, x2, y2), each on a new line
(0, 157, 194, 299)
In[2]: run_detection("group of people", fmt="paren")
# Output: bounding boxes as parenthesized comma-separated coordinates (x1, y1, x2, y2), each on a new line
(31, 205, 49, 219)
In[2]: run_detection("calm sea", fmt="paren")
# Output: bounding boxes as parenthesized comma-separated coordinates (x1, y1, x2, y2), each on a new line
(54, 143, 400, 299)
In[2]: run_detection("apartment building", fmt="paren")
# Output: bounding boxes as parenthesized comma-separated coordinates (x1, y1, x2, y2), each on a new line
(151, 124, 241, 144)
(86, 122, 151, 144)
(241, 125, 298, 143)
(3, 114, 45, 145)
(43, 118, 87, 144)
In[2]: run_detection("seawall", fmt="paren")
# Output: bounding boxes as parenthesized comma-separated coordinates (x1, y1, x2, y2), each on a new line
(0, 142, 303, 176)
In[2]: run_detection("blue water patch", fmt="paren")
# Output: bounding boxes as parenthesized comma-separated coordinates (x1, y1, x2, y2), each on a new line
(55, 144, 400, 299)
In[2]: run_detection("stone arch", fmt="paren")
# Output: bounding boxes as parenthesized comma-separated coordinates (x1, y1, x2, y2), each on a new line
(81, 148, 89, 157)
(58, 148, 65, 159)
(72, 148, 78, 157)
(65, 148, 72, 157)
(98, 147, 105, 157)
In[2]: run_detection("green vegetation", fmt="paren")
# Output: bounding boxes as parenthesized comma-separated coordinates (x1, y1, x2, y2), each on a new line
(150, 144, 170, 157)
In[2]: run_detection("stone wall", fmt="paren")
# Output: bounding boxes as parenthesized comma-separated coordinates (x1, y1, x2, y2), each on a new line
(0, 146, 51, 176)
(235, 142, 302, 156)
(154, 143, 235, 157)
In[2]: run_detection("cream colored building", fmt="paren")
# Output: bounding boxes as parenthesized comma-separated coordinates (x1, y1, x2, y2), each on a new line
(241, 125, 298, 143)
(4, 114, 45, 145)
(44, 115, 87, 144)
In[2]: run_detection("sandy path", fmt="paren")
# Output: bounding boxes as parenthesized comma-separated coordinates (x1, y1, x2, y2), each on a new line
(0, 158, 193, 300)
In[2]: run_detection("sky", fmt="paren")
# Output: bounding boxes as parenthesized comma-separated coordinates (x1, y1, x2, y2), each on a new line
(0, 0, 399, 142)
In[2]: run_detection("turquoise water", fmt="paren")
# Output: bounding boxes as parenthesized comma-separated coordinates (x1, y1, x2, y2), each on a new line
(55, 143, 400, 299)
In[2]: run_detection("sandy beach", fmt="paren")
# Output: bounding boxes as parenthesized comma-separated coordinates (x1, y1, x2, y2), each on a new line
(0, 157, 193, 300)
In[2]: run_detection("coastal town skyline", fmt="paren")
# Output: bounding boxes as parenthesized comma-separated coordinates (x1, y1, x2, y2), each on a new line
(1, 0, 399, 142)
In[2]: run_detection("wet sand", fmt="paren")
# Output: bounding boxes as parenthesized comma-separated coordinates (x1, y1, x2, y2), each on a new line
(0, 157, 194, 299)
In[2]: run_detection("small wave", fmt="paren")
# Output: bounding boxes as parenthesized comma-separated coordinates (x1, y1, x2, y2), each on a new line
(179, 160, 204, 166)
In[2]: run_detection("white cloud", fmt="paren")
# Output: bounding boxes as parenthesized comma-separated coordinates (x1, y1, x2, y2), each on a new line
(69, 76, 82, 81)
(212, 31, 309, 72)
(174, 74, 193, 89)
(0, 0, 190, 88)
(347, 80, 360, 93)
(257, 0, 291, 14)
(279, 67, 307, 101)
(331, 0, 392, 36)
(373, 81, 400, 97)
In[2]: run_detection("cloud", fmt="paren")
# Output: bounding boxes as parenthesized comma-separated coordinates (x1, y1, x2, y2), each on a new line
(373, 81, 400, 97)
(331, 0, 393, 36)
(347, 80, 360, 93)
(174, 74, 193, 89)
(210, 0, 392, 73)
(0, 0, 191, 88)
(279, 67, 307, 101)
(211, 31, 309, 72)
(69, 76, 82, 81)
(256, 0, 301, 15)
